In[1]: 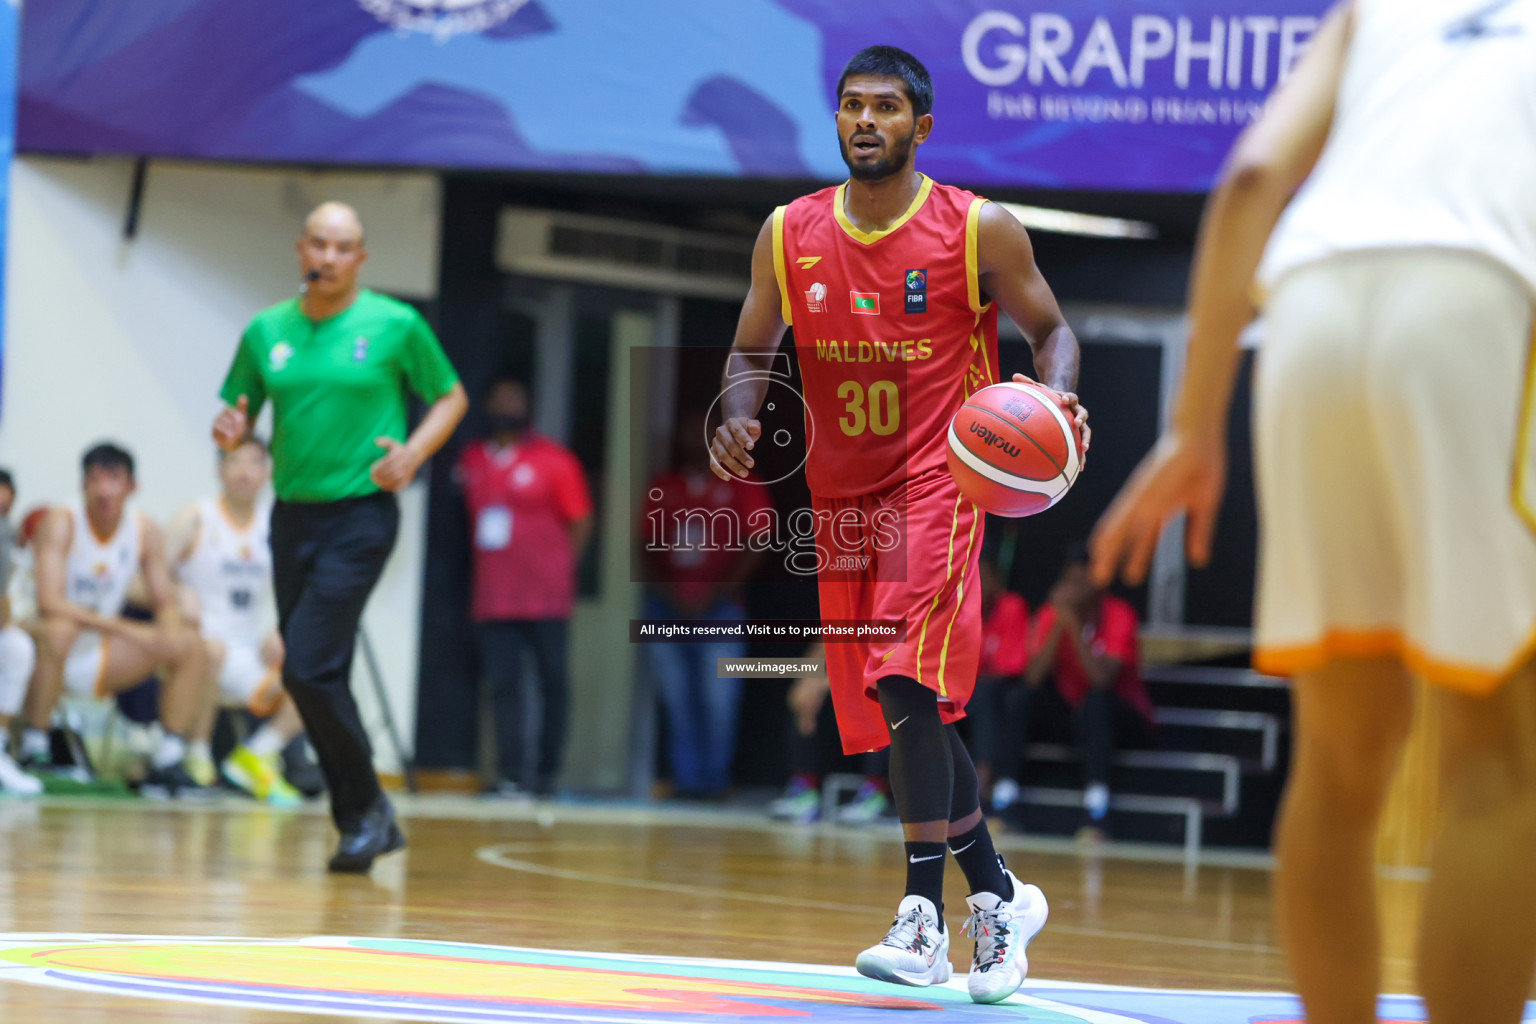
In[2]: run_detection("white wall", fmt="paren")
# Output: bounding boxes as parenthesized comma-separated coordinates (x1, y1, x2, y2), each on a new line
(0, 156, 443, 772)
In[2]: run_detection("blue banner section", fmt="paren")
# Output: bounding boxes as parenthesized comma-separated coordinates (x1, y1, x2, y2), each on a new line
(18, 1, 1331, 192)
(0, 0, 13, 421)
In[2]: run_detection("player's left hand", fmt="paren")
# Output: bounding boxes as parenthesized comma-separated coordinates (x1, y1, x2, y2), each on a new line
(1090, 430, 1226, 587)
(787, 674, 830, 733)
(370, 437, 422, 492)
(260, 629, 285, 669)
(1012, 373, 1091, 464)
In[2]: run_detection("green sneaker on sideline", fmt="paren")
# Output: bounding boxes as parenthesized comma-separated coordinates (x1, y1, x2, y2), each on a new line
(223, 745, 303, 806)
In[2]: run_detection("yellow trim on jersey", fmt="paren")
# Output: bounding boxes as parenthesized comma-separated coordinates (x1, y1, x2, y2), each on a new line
(963, 200, 996, 394)
(935, 501, 981, 696)
(771, 206, 793, 326)
(1512, 315, 1536, 537)
(833, 174, 934, 245)
(973, 329, 995, 388)
(965, 197, 989, 314)
(914, 491, 964, 688)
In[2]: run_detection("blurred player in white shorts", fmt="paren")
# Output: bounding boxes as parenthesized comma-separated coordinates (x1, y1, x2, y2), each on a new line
(1092, 2, 1536, 1022)
(168, 436, 304, 804)
(0, 468, 41, 794)
(21, 443, 210, 796)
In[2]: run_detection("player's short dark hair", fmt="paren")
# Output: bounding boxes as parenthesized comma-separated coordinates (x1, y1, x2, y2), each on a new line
(0, 469, 12, 493)
(837, 46, 934, 117)
(217, 434, 269, 461)
(82, 442, 135, 479)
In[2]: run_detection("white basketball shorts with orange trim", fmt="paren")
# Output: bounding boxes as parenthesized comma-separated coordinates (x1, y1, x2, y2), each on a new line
(1254, 248, 1536, 695)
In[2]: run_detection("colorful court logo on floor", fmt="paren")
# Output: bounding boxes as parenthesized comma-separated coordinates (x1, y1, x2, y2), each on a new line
(0, 934, 1512, 1023)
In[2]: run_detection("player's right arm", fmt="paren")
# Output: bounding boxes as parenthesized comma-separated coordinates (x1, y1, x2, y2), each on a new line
(1091, 1, 1353, 585)
(32, 509, 115, 634)
(711, 214, 790, 481)
(163, 503, 204, 627)
(164, 503, 201, 570)
(137, 518, 185, 634)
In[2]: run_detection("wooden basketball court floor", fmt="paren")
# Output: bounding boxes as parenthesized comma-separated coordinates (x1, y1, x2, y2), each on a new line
(0, 794, 1445, 1022)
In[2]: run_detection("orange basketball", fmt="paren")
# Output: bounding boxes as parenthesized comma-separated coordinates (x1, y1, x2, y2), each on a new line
(946, 381, 1083, 517)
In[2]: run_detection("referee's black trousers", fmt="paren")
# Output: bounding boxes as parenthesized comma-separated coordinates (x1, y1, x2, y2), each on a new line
(271, 493, 398, 832)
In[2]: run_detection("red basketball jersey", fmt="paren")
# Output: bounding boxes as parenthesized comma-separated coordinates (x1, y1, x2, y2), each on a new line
(774, 174, 1000, 498)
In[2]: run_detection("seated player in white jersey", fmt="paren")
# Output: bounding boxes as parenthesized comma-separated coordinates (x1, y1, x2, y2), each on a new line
(167, 436, 304, 804)
(0, 469, 42, 795)
(18, 443, 211, 796)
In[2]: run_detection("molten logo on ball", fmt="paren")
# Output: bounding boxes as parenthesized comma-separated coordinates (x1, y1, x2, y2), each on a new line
(967, 421, 1021, 458)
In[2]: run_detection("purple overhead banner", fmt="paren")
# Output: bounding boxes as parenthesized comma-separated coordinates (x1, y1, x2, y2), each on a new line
(18, 1, 1332, 192)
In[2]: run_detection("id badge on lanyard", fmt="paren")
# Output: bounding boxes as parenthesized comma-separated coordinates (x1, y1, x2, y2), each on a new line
(476, 506, 513, 551)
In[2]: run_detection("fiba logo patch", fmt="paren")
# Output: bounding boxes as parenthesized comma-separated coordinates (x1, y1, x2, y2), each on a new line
(904, 268, 927, 314)
(356, 0, 531, 40)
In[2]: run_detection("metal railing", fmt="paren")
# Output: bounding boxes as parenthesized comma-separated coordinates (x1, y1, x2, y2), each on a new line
(1152, 707, 1283, 771)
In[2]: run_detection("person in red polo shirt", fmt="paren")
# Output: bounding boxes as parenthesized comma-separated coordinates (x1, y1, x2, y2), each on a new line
(458, 377, 592, 797)
(641, 412, 770, 798)
(966, 558, 1029, 810)
(992, 542, 1153, 834)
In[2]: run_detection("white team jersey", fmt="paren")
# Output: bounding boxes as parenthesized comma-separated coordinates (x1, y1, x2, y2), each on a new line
(1259, 0, 1536, 296)
(175, 497, 272, 648)
(65, 502, 141, 619)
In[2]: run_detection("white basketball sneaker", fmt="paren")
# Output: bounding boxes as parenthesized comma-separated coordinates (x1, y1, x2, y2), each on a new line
(0, 750, 42, 796)
(854, 895, 952, 987)
(962, 870, 1048, 1004)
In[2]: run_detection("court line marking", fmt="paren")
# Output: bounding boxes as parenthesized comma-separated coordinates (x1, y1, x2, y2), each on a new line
(54, 972, 709, 1024)
(0, 933, 1190, 1024)
(475, 842, 1293, 957)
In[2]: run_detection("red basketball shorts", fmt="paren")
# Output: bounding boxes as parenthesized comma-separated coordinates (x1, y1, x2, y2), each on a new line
(814, 467, 985, 754)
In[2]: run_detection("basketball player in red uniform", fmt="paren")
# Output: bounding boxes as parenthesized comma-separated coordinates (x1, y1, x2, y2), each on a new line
(710, 46, 1088, 1001)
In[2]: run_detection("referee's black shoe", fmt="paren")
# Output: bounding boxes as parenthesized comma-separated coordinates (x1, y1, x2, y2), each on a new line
(328, 797, 407, 873)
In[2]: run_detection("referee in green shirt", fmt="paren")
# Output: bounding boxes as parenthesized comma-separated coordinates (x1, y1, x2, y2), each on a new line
(212, 202, 467, 872)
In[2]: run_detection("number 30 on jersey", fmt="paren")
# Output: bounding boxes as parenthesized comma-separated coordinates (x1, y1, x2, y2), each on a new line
(837, 379, 901, 437)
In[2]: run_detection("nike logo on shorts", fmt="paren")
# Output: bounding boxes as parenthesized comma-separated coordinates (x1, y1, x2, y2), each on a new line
(909, 852, 945, 863)
(889, 716, 910, 731)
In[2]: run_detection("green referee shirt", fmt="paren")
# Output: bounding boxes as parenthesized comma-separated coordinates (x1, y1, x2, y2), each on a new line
(220, 290, 460, 503)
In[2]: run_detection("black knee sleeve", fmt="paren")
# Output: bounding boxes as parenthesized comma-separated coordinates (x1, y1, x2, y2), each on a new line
(945, 724, 982, 822)
(877, 676, 953, 823)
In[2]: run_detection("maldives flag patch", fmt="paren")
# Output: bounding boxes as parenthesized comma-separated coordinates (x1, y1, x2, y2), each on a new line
(850, 291, 880, 315)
